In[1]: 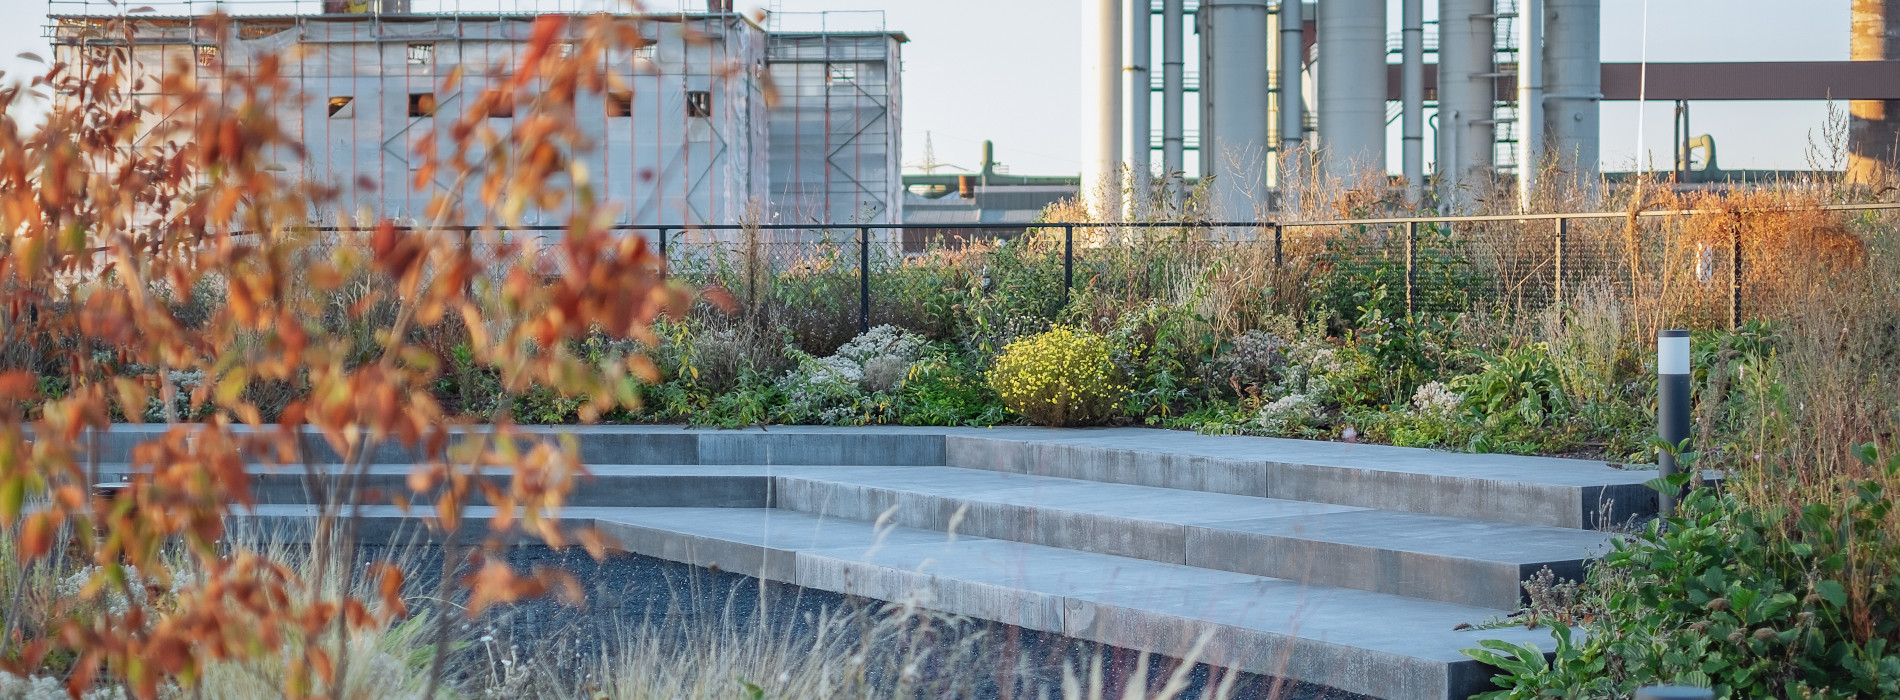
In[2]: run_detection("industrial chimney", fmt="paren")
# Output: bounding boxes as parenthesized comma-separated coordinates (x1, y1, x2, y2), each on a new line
(1849, 0, 1900, 184)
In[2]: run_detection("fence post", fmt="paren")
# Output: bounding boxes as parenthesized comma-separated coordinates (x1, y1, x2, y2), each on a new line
(859, 226, 870, 334)
(1404, 220, 1418, 316)
(1063, 224, 1075, 304)
(1728, 216, 1741, 330)
(1273, 223, 1284, 267)
(1553, 217, 1566, 307)
(656, 228, 667, 280)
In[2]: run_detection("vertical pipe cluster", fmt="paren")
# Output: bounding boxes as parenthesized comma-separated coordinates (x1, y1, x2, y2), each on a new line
(1127, 0, 1153, 217)
(1201, 0, 1273, 220)
(1081, 0, 1124, 217)
(1162, 0, 1186, 204)
(1401, 0, 1424, 201)
(1517, 0, 1543, 209)
(1316, 0, 1386, 183)
(1849, 0, 1900, 184)
(1437, 0, 1494, 204)
(1543, 0, 1600, 184)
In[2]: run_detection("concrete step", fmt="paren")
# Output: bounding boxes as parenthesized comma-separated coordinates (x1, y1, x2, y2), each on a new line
(228, 504, 1553, 700)
(194, 464, 1611, 609)
(80, 425, 1666, 529)
(770, 466, 1612, 609)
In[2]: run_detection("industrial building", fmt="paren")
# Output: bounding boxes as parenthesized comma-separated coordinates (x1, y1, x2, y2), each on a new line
(1079, 0, 1900, 220)
(46, 1, 905, 232)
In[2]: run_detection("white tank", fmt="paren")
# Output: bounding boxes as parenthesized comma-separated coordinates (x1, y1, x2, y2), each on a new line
(1200, 0, 1273, 220)
(1437, 0, 1495, 198)
(1317, 0, 1387, 183)
(1082, 0, 1124, 218)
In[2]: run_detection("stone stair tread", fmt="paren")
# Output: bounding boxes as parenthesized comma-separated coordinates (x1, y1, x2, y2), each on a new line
(778, 466, 1613, 561)
(581, 505, 1555, 700)
(228, 503, 1549, 698)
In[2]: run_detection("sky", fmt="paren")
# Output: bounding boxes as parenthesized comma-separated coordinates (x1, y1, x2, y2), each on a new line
(1, 0, 1856, 176)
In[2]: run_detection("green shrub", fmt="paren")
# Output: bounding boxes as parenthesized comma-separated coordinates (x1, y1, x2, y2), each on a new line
(1467, 447, 1900, 698)
(988, 326, 1126, 427)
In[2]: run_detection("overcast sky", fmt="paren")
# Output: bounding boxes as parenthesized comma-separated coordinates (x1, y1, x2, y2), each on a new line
(2, 0, 1855, 175)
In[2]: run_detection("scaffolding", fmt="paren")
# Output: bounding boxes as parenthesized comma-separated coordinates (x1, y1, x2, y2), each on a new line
(763, 12, 903, 227)
(44, 1, 811, 231)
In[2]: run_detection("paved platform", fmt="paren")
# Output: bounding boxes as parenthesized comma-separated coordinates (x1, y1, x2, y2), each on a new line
(89, 425, 1650, 700)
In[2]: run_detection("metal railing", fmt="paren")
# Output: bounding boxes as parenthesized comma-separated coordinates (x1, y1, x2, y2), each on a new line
(301, 200, 1898, 336)
(596, 201, 1900, 332)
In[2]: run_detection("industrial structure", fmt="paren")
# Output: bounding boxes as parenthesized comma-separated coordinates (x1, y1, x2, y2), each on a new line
(1083, 0, 1900, 220)
(46, 1, 905, 232)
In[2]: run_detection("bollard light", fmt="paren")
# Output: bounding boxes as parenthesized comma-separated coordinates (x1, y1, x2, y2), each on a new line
(1657, 329, 1691, 516)
(1635, 686, 1714, 700)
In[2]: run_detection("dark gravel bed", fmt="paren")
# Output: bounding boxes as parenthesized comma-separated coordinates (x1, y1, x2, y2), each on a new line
(347, 544, 1366, 699)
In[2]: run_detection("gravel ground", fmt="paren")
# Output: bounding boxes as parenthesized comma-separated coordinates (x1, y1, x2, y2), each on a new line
(351, 544, 1366, 700)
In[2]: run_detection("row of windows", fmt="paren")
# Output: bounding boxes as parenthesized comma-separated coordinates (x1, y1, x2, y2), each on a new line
(325, 90, 712, 119)
(192, 42, 657, 69)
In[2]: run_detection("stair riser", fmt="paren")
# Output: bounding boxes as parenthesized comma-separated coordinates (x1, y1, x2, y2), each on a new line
(82, 429, 945, 467)
(174, 473, 775, 509)
(1185, 526, 1588, 609)
(945, 436, 1648, 529)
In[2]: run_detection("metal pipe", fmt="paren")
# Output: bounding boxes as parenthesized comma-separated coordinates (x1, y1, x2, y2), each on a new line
(1517, 0, 1544, 210)
(1402, 0, 1425, 201)
(1082, 0, 1124, 218)
(1318, 0, 1387, 182)
(1848, 0, 1900, 184)
(1127, 0, 1153, 218)
(1202, 0, 1274, 220)
(1163, 0, 1186, 202)
(1543, 0, 1601, 182)
(1278, 0, 1305, 156)
(1155, 0, 1185, 196)
(1437, 0, 1495, 205)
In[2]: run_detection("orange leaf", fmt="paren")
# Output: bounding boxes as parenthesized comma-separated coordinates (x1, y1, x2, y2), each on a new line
(19, 511, 56, 559)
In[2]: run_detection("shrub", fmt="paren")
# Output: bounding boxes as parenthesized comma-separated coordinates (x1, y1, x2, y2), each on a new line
(989, 326, 1126, 427)
(1467, 455, 1900, 698)
(1201, 329, 1289, 397)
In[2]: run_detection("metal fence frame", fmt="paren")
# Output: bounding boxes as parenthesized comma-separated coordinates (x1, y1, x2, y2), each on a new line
(330, 201, 1900, 333)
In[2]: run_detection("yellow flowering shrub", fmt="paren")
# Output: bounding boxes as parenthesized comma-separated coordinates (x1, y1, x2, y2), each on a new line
(988, 326, 1126, 426)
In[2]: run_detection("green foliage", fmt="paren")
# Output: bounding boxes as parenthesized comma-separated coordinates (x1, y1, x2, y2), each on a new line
(1468, 448, 1900, 698)
(1312, 221, 1482, 327)
(895, 348, 1010, 426)
(988, 326, 1126, 427)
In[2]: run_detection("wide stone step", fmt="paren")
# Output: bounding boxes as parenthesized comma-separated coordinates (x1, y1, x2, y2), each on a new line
(197, 464, 1611, 609)
(227, 504, 1552, 700)
(769, 466, 1612, 609)
(79, 425, 1666, 529)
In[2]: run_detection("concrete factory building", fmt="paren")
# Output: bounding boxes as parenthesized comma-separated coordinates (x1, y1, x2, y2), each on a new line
(47, 4, 904, 230)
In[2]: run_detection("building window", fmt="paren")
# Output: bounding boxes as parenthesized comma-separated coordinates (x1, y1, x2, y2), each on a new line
(484, 90, 513, 118)
(558, 42, 575, 59)
(406, 43, 433, 65)
(606, 91, 633, 118)
(195, 45, 218, 67)
(685, 90, 711, 118)
(328, 96, 354, 118)
(408, 92, 436, 117)
(827, 65, 856, 84)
